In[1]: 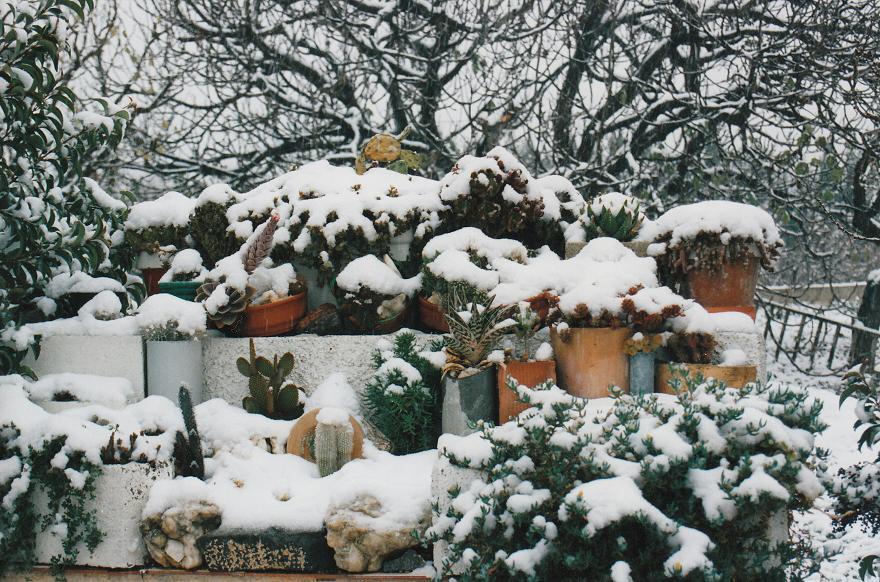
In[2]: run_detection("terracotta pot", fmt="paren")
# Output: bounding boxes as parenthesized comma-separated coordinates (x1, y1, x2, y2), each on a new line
(686, 254, 759, 318)
(497, 360, 557, 422)
(550, 326, 632, 398)
(158, 280, 201, 302)
(240, 292, 307, 337)
(705, 305, 757, 320)
(655, 363, 758, 395)
(418, 296, 449, 332)
(142, 267, 168, 296)
(286, 408, 365, 461)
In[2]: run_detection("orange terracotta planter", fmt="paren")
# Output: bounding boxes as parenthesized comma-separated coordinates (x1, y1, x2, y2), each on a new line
(550, 326, 632, 398)
(240, 292, 307, 337)
(418, 296, 449, 332)
(655, 363, 757, 395)
(686, 255, 759, 318)
(497, 360, 557, 422)
(142, 267, 168, 296)
(705, 305, 757, 320)
(286, 408, 365, 460)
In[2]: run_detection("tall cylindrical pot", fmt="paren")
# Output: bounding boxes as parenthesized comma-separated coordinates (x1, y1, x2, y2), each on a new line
(297, 264, 337, 310)
(146, 340, 203, 403)
(550, 326, 632, 398)
(389, 228, 414, 263)
(629, 352, 656, 396)
(441, 367, 496, 436)
(497, 360, 557, 422)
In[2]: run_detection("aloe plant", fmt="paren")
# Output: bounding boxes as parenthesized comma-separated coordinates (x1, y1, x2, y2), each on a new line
(441, 282, 513, 377)
(583, 193, 643, 242)
(237, 338, 305, 420)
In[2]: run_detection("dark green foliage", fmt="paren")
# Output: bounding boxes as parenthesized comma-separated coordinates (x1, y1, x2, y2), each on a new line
(189, 200, 241, 267)
(425, 375, 826, 580)
(363, 332, 444, 454)
(174, 385, 205, 479)
(123, 224, 189, 254)
(665, 332, 717, 364)
(0, 0, 136, 374)
(441, 282, 512, 376)
(237, 338, 305, 420)
(0, 426, 103, 576)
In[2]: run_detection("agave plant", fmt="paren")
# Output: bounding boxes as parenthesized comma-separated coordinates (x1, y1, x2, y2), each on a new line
(441, 282, 513, 377)
(583, 193, 644, 242)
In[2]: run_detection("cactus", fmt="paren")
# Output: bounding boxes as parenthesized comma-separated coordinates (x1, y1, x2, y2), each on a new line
(243, 214, 279, 274)
(314, 418, 354, 477)
(583, 193, 644, 242)
(237, 338, 305, 420)
(173, 384, 205, 479)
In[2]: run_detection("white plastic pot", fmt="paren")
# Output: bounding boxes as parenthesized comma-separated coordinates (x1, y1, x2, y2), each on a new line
(146, 340, 203, 403)
(297, 264, 337, 310)
(389, 228, 415, 263)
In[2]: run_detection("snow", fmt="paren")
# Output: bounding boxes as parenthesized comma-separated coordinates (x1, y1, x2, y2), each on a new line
(136, 293, 207, 338)
(336, 255, 421, 297)
(720, 349, 748, 366)
(422, 227, 528, 263)
(646, 201, 782, 251)
(125, 191, 196, 230)
(376, 357, 423, 384)
(22, 372, 134, 407)
(534, 342, 553, 361)
(316, 406, 353, 427)
(304, 373, 360, 416)
(43, 271, 124, 298)
(158, 249, 207, 283)
(77, 290, 123, 319)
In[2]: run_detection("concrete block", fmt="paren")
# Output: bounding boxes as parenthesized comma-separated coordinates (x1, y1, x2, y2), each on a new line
(34, 462, 173, 568)
(716, 329, 768, 383)
(24, 335, 145, 400)
(202, 332, 441, 404)
(430, 453, 485, 571)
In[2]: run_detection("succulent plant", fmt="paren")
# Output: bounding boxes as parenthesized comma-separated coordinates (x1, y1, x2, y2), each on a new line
(511, 301, 541, 361)
(196, 279, 255, 331)
(355, 126, 423, 175)
(314, 419, 354, 477)
(441, 282, 513, 377)
(243, 214, 279, 274)
(583, 193, 644, 242)
(665, 332, 717, 365)
(189, 200, 241, 267)
(173, 384, 205, 479)
(237, 338, 305, 420)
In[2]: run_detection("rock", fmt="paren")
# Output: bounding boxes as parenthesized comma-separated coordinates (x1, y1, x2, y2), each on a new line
(197, 529, 336, 572)
(325, 494, 430, 573)
(294, 303, 342, 335)
(141, 501, 221, 570)
(381, 549, 427, 573)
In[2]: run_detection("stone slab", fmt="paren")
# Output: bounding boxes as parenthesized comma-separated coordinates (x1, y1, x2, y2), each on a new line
(197, 529, 336, 573)
(202, 333, 441, 404)
(34, 462, 173, 568)
(429, 453, 484, 572)
(24, 335, 146, 400)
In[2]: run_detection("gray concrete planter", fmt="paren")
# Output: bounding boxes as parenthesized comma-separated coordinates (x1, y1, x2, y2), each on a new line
(441, 367, 496, 436)
(629, 351, 656, 396)
(35, 461, 173, 568)
(146, 339, 204, 403)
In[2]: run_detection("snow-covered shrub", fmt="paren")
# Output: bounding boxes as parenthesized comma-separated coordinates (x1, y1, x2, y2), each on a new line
(136, 294, 207, 341)
(420, 227, 527, 300)
(435, 147, 584, 254)
(665, 332, 718, 364)
(621, 286, 687, 333)
(124, 191, 195, 255)
(363, 332, 444, 454)
(567, 192, 645, 243)
(159, 249, 208, 283)
(0, 0, 140, 375)
(830, 367, 880, 577)
(335, 255, 421, 332)
(649, 201, 783, 276)
(189, 184, 245, 267)
(426, 376, 826, 580)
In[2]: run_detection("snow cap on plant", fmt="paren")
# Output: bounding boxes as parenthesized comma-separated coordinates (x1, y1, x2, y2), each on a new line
(582, 192, 645, 242)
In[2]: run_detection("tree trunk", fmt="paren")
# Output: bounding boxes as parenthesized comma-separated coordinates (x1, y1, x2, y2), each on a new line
(851, 277, 880, 368)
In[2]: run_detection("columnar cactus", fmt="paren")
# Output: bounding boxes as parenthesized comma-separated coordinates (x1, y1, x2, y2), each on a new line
(314, 411, 355, 477)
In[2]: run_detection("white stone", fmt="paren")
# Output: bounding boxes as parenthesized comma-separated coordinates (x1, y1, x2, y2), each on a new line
(430, 453, 485, 571)
(202, 333, 441, 404)
(34, 462, 173, 568)
(24, 335, 145, 402)
(146, 339, 204, 403)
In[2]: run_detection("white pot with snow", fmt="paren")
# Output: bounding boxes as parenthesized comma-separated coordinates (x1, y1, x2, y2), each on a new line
(296, 264, 337, 309)
(24, 372, 135, 413)
(389, 227, 414, 263)
(137, 293, 208, 403)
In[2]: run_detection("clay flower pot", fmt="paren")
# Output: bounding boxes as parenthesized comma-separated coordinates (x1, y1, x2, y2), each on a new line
(655, 362, 757, 395)
(550, 326, 632, 398)
(158, 280, 201, 302)
(418, 296, 449, 332)
(142, 267, 168, 297)
(497, 360, 557, 422)
(287, 408, 365, 460)
(240, 292, 308, 337)
(686, 253, 759, 320)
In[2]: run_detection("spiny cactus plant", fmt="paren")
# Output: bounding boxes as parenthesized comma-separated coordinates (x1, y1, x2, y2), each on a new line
(314, 417, 354, 477)
(237, 338, 305, 420)
(583, 193, 644, 242)
(442, 282, 513, 377)
(173, 384, 205, 479)
(665, 332, 717, 365)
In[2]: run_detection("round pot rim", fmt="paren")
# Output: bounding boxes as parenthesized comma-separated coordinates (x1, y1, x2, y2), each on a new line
(245, 290, 307, 313)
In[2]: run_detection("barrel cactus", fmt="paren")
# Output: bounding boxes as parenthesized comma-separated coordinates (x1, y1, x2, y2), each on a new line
(314, 408, 355, 477)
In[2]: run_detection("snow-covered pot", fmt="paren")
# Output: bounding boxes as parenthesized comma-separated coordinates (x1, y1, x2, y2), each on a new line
(240, 291, 307, 337)
(629, 352, 655, 396)
(297, 264, 337, 310)
(147, 339, 203, 403)
(496, 360, 556, 423)
(35, 461, 173, 568)
(441, 367, 496, 436)
(389, 228, 414, 263)
(550, 326, 631, 398)
(418, 296, 449, 332)
(142, 268, 168, 296)
(655, 362, 757, 394)
(685, 253, 760, 320)
(158, 280, 201, 302)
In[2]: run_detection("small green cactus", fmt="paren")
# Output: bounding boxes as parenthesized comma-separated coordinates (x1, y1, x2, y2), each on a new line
(314, 419, 354, 477)
(237, 338, 305, 420)
(583, 193, 644, 242)
(173, 384, 205, 479)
